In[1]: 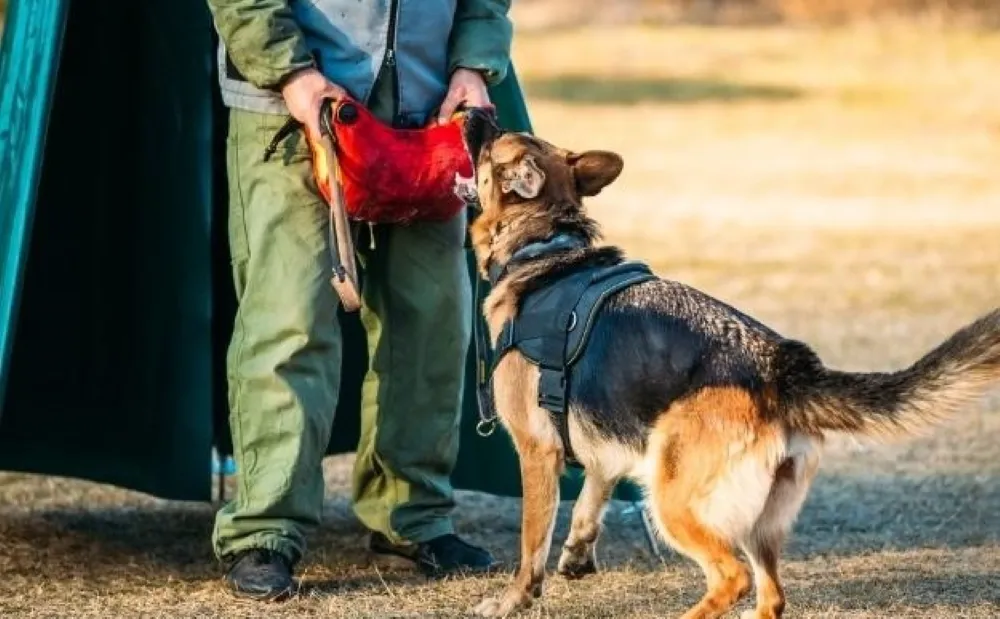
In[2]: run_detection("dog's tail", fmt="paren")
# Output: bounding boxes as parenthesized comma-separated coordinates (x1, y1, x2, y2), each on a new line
(776, 308, 1000, 439)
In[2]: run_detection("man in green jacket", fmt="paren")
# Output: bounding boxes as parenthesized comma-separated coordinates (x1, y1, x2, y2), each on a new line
(204, 0, 513, 601)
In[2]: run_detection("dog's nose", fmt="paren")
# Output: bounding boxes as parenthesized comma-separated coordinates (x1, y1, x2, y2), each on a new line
(463, 107, 501, 162)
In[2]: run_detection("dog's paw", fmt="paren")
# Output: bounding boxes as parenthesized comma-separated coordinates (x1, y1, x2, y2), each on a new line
(556, 548, 597, 579)
(472, 588, 533, 617)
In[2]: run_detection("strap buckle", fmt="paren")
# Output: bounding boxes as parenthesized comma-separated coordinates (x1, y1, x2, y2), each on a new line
(537, 366, 567, 412)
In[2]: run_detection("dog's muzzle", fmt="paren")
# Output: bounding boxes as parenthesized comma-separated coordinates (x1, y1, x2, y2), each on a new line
(463, 107, 503, 164)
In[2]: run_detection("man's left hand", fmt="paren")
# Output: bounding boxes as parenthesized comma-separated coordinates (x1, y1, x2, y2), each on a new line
(438, 68, 491, 124)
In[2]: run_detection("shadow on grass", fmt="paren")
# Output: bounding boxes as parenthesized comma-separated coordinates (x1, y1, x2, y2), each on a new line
(12, 505, 219, 577)
(0, 468, 993, 610)
(0, 497, 404, 581)
(783, 471, 1000, 559)
(522, 75, 803, 105)
(823, 573, 1000, 611)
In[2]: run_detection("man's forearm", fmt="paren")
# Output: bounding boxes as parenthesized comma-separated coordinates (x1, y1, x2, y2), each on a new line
(207, 0, 315, 90)
(447, 0, 513, 87)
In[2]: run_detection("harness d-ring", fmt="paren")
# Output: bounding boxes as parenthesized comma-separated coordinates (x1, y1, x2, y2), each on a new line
(567, 310, 578, 332)
(476, 418, 497, 437)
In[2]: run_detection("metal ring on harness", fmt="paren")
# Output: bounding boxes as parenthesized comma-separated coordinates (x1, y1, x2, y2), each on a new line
(567, 310, 578, 332)
(476, 418, 497, 437)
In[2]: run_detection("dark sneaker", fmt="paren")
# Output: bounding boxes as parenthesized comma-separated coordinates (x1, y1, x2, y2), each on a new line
(223, 548, 297, 601)
(368, 532, 501, 577)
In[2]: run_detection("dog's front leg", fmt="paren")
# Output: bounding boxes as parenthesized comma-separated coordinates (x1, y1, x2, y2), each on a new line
(557, 470, 615, 579)
(473, 428, 562, 617)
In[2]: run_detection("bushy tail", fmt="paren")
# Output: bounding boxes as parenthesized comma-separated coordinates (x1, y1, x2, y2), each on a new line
(777, 308, 1000, 439)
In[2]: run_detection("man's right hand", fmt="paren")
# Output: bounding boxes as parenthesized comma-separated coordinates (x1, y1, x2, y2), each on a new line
(281, 68, 347, 138)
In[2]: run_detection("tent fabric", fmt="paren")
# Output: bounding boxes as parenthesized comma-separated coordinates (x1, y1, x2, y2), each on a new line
(0, 0, 70, 414)
(0, 0, 216, 501)
(0, 0, 641, 504)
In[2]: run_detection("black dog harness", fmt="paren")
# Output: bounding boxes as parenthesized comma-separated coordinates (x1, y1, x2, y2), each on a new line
(473, 234, 656, 465)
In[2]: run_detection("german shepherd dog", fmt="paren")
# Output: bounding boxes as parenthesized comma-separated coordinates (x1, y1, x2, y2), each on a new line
(461, 110, 1000, 619)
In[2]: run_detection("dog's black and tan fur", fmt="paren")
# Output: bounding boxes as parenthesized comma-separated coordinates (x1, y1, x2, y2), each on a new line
(462, 111, 1000, 619)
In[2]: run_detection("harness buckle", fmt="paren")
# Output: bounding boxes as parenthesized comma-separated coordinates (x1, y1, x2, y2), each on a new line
(537, 366, 567, 412)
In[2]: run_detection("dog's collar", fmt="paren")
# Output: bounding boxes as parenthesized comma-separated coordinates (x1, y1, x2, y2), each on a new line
(487, 233, 588, 286)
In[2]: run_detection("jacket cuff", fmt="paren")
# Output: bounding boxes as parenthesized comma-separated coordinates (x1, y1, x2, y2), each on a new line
(447, 17, 513, 87)
(449, 61, 507, 88)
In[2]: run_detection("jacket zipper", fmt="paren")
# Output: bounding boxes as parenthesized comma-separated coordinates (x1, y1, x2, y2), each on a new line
(358, 1, 400, 254)
(385, 0, 401, 122)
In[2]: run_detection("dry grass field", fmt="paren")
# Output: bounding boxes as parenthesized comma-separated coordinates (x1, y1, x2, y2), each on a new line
(1, 16, 999, 619)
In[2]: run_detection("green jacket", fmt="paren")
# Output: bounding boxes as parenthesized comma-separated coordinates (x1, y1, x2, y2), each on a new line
(206, 0, 513, 123)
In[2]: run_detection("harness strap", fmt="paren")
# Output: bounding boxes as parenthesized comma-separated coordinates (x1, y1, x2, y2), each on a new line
(538, 366, 568, 420)
(473, 274, 499, 437)
(473, 234, 587, 440)
(490, 269, 594, 464)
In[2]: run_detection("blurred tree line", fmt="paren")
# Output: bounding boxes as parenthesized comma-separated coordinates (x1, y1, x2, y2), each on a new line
(2, 1, 996, 29)
(698, 0, 998, 23)
(519, 0, 1000, 26)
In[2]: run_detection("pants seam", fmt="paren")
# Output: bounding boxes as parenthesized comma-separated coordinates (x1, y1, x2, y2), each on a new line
(376, 224, 405, 543)
(229, 116, 251, 513)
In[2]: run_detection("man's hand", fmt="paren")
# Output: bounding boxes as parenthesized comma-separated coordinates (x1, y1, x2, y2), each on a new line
(281, 68, 347, 137)
(438, 68, 491, 124)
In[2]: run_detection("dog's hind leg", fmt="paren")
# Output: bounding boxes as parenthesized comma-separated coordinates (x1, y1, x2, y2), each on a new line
(653, 502, 751, 619)
(473, 408, 563, 617)
(557, 468, 617, 579)
(649, 458, 752, 619)
(739, 438, 821, 619)
(645, 389, 782, 619)
(738, 526, 785, 619)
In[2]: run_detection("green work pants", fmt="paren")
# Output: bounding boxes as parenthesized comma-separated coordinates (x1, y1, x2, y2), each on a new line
(212, 79, 472, 564)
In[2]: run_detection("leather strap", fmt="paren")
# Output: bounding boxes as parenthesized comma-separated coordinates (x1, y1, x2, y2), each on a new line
(318, 98, 362, 312)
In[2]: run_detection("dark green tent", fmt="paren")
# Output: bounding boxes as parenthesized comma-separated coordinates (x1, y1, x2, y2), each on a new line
(0, 0, 640, 504)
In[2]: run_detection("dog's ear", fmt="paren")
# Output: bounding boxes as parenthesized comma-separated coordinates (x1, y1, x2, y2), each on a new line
(568, 151, 624, 197)
(500, 155, 546, 199)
